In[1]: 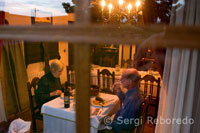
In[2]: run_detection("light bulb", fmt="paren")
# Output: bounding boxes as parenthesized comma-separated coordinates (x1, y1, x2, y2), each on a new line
(108, 3, 113, 14)
(136, 0, 141, 8)
(127, 4, 132, 13)
(119, 0, 123, 5)
(101, 0, 106, 8)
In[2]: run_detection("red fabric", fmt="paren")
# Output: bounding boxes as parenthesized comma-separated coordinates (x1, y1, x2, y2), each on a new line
(0, 11, 5, 24)
(0, 11, 5, 63)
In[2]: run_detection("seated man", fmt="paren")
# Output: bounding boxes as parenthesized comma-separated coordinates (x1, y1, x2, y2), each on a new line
(35, 59, 63, 109)
(111, 69, 144, 132)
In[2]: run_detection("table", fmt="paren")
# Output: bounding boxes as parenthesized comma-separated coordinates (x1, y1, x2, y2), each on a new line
(68, 65, 161, 97)
(41, 93, 120, 133)
(90, 65, 161, 84)
(69, 65, 161, 85)
(91, 65, 161, 95)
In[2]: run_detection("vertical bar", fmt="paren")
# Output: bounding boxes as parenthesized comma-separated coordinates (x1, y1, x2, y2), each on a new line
(118, 45, 122, 67)
(74, 0, 91, 25)
(74, 0, 91, 132)
(74, 44, 90, 133)
(121, 45, 124, 67)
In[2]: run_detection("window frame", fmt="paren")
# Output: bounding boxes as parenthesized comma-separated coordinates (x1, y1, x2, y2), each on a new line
(0, 1, 200, 133)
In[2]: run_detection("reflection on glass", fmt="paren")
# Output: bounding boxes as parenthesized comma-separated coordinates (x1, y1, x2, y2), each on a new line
(0, 0, 75, 25)
(91, 0, 172, 25)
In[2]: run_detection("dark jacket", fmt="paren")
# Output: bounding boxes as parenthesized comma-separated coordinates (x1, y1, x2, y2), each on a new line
(35, 72, 62, 109)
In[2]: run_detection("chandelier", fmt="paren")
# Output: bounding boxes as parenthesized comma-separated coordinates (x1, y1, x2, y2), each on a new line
(92, 0, 143, 24)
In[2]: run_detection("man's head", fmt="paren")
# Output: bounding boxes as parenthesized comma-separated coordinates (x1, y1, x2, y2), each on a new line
(50, 59, 64, 78)
(120, 69, 141, 89)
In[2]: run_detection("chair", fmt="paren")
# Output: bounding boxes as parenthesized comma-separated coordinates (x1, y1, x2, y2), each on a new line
(136, 98, 150, 133)
(27, 77, 43, 132)
(97, 69, 115, 93)
(139, 75, 160, 118)
(66, 65, 75, 88)
(114, 99, 150, 133)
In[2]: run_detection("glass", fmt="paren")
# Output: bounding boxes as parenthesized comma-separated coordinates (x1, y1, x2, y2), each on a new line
(1, 0, 75, 26)
(115, 64, 120, 72)
(148, 67, 153, 75)
(90, 85, 99, 96)
(112, 81, 122, 93)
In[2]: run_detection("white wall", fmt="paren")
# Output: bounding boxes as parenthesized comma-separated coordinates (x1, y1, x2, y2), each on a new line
(123, 45, 131, 61)
(26, 42, 69, 84)
(13, 13, 75, 84)
(54, 41, 69, 84)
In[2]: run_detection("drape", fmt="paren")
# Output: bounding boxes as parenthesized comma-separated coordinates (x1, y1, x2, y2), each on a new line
(191, 52, 200, 132)
(155, 0, 200, 133)
(1, 40, 29, 117)
(0, 80, 6, 122)
(0, 11, 4, 60)
(0, 10, 7, 122)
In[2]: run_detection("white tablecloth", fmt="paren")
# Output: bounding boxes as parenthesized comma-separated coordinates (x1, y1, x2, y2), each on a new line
(68, 65, 161, 85)
(91, 65, 161, 96)
(41, 93, 120, 133)
(90, 65, 161, 85)
(68, 65, 161, 97)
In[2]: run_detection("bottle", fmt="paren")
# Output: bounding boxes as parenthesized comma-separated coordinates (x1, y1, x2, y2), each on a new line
(64, 82, 70, 108)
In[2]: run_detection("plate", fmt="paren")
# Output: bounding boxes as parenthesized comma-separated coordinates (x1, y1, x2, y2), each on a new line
(91, 97, 111, 108)
(60, 93, 74, 100)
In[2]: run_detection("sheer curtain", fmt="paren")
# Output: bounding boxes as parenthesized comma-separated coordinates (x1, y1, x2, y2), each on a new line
(155, 0, 200, 133)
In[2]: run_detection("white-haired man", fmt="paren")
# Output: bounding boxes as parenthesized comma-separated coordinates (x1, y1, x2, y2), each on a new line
(111, 69, 144, 132)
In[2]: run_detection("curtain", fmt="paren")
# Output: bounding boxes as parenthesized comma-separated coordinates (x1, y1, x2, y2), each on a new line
(0, 80, 6, 122)
(0, 11, 4, 60)
(1, 40, 29, 117)
(155, 0, 200, 133)
(0, 10, 7, 122)
(191, 52, 200, 132)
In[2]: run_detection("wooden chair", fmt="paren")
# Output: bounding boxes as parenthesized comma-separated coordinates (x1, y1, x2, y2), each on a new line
(66, 65, 75, 88)
(139, 75, 160, 118)
(136, 98, 150, 133)
(97, 69, 115, 93)
(27, 77, 43, 132)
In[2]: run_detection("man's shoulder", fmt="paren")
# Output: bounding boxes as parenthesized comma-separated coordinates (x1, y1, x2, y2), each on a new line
(127, 92, 144, 105)
(129, 91, 142, 99)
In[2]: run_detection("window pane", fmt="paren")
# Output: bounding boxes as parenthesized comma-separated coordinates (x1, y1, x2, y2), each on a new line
(91, 0, 172, 25)
(0, 0, 75, 25)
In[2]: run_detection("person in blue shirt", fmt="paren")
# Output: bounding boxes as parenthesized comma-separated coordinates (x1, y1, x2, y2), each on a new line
(111, 69, 144, 132)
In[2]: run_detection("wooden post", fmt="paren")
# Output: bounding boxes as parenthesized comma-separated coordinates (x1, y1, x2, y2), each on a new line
(74, 43, 90, 133)
(74, 0, 91, 132)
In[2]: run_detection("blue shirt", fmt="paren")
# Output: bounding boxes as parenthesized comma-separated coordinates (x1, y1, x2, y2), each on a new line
(111, 87, 144, 132)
